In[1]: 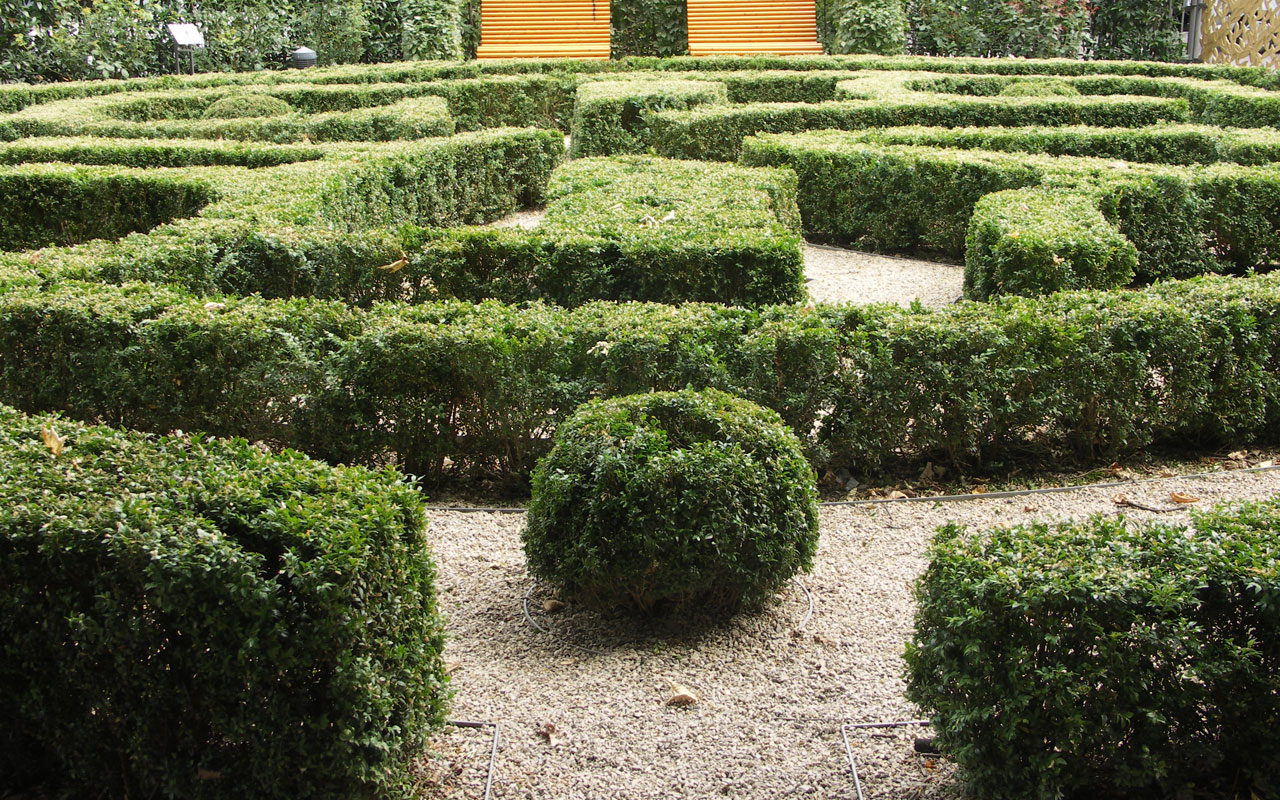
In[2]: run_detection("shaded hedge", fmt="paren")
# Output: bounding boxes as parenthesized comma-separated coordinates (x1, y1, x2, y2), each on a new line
(908, 498, 1280, 799)
(0, 404, 448, 799)
(569, 78, 726, 157)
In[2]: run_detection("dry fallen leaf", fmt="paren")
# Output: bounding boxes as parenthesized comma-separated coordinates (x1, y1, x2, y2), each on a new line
(971, 485, 986, 495)
(1228, 450, 1249, 461)
(536, 722, 562, 747)
(203, 301, 226, 311)
(888, 490, 908, 500)
(443, 660, 460, 675)
(1023, 504, 1038, 513)
(1104, 462, 1132, 479)
(542, 598, 567, 613)
(664, 677, 698, 707)
(1170, 492, 1200, 504)
(197, 768, 223, 780)
(1158, 468, 1176, 478)
(378, 257, 408, 273)
(41, 426, 65, 457)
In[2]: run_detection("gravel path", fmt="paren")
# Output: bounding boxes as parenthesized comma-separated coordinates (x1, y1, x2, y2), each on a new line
(422, 469, 1280, 799)
(490, 209, 546, 230)
(804, 243, 964, 309)
(486, 210, 962, 309)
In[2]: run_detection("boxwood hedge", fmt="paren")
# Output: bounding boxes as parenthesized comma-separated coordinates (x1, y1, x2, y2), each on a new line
(907, 498, 1280, 799)
(0, 404, 447, 799)
(741, 130, 1280, 296)
(523, 388, 819, 616)
(0, 270, 1275, 485)
(0, 56, 1278, 487)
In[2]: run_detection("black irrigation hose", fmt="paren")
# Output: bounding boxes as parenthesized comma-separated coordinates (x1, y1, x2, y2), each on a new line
(449, 720, 499, 800)
(423, 463, 1280, 514)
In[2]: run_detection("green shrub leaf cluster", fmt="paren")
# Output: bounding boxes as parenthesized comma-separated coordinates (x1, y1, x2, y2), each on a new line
(0, 404, 447, 799)
(907, 499, 1280, 799)
(522, 388, 820, 616)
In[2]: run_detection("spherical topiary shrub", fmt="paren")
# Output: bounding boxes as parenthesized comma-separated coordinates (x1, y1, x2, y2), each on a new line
(202, 93, 295, 119)
(522, 388, 820, 617)
(1000, 78, 1080, 97)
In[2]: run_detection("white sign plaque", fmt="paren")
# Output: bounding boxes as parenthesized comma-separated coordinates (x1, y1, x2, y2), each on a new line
(167, 23, 205, 48)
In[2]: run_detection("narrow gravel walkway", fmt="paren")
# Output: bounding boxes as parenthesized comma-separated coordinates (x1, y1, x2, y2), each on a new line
(803, 243, 964, 309)
(423, 469, 1280, 799)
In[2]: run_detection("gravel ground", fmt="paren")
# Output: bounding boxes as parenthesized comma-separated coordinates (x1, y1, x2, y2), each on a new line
(485, 210, 962, 309)
(422, 468, 1280, 799)
(490, 208, 547, 230)
(804, 243, 964, 309)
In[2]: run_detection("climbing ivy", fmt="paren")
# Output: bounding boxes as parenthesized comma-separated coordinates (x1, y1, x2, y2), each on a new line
(611, 0, 688, 57)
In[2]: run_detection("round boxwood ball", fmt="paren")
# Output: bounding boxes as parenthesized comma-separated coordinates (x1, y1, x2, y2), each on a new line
(522, 388, 820, 617)
(202, 93, 294, 119)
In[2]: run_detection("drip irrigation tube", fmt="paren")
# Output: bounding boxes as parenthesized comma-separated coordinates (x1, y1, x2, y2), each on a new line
(841, 720, 933, 800)
(449, 720, 499, 800)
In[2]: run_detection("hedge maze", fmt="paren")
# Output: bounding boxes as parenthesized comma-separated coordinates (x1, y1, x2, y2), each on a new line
(2, 55, 1277, 489)
(2, 53, 1279, 799)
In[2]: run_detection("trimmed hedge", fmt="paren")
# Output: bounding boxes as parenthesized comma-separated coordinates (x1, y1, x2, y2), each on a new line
(3, 53, 1277, 118)
(2, 57, 1280, 486)
(522, 388, 819, 616)
(834, 123, 1280, 166)
(0, 128, 564, 249)
(651, 95, 1187, 162)
(907, 499, 1280, 799)
(535, 156, 804, 305)
(201, 92, 295, 118)
(4, 88, 456, 143)
(0, 271, 1276, 485)
(0, 165, 215, 251)
(0, 144, 802, 309)
(740, 131, 1280, 293)
(0, 136, 325, 168)
(645, 70, 1280, 163)
(965, 188, 1138, 297)
(0, 404, 448, 799)
(569, 78, 727, 158)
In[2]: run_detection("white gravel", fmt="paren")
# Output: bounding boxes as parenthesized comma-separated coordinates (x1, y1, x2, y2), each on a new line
(484, 211, 963, 309)
(804, 242, 964, 309)
(490, 208, 547, 230)
(422, 468, 1280, 799)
